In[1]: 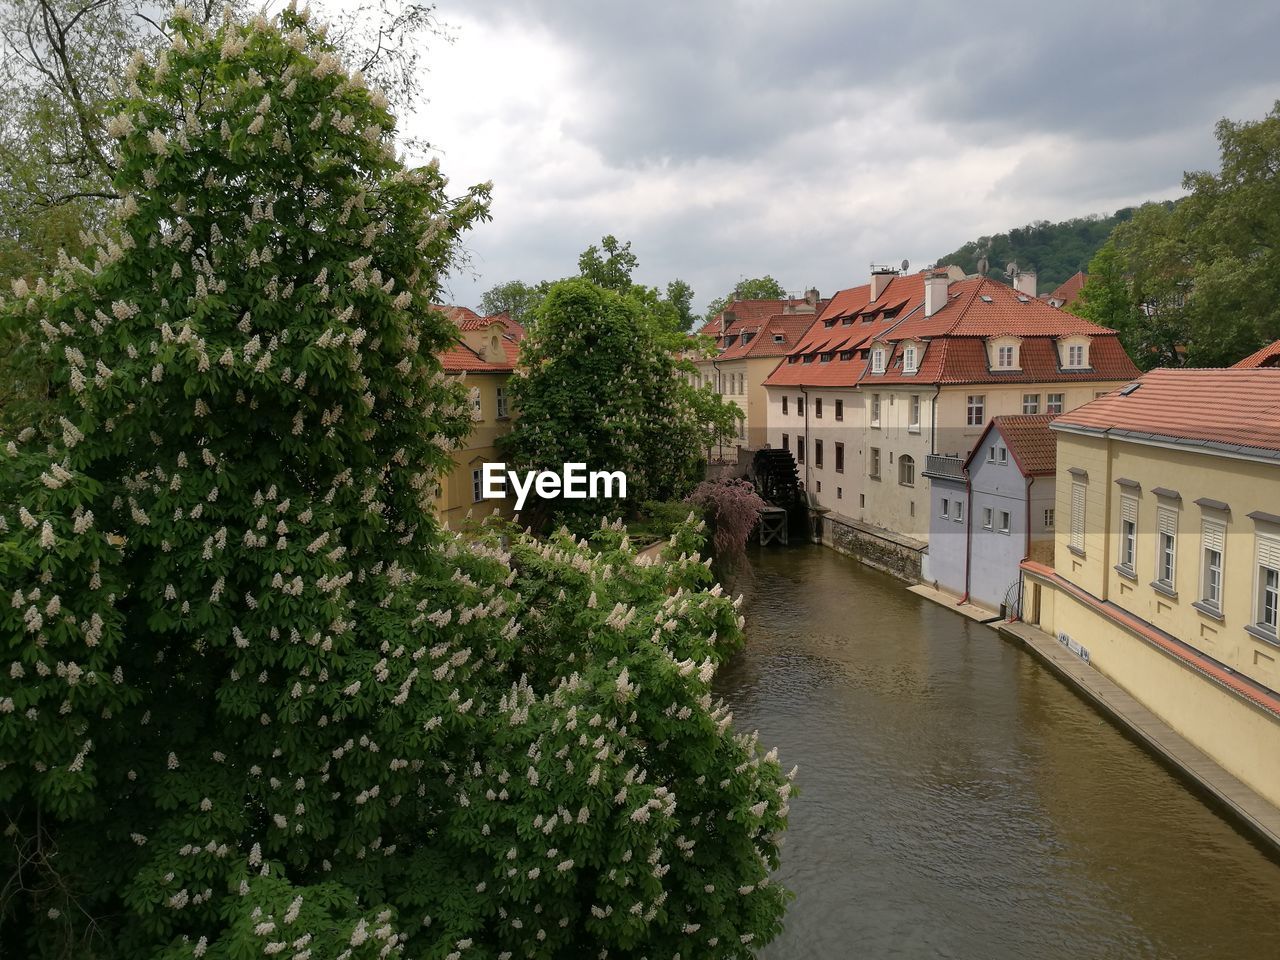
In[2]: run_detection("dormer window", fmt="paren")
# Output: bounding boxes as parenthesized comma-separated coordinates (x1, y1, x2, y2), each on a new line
(902, 343, 918, 374)
(742, 332, 754, 345)
(986, 335, 1022, 371)
(871, 348, 885, 374)
(773, 333, 785, 343)
(1058, 335, 1092, 369)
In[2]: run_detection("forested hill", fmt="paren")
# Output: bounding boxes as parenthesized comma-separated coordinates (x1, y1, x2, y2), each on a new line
(935, 207, 1151, 292)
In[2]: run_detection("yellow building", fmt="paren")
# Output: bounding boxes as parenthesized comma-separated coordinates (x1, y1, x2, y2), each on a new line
(691, 294, 823, 455)
(1023, 367, 1280, 807)
(432, 307, 523, 526)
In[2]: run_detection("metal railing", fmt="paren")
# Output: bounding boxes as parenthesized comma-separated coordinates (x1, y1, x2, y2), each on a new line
(923, 453, 965, 481)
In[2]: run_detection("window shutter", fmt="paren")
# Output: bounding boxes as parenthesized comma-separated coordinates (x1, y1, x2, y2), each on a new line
(1202, 521, 1225, 555)
(1259, 535, 1280, 571)
(1071, 482, 1085, 549)
(1121, 496, 1137, 526)
(1157, 508, 1177, 537)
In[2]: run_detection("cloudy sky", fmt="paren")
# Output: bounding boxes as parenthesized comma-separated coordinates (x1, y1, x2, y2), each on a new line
(404, 1, 1280, 313)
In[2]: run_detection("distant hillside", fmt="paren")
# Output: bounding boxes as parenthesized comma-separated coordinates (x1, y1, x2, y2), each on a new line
(936, 207, 1145, 293)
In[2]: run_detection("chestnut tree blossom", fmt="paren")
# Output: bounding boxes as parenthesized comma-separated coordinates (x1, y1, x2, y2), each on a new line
(0, 7, 791, 959)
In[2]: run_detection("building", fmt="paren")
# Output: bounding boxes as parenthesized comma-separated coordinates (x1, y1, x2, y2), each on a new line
(1022, 367, 1280, 808)
(770, 267, 1139, 556)
(432, 307, 524, 526)
(1045, 271, 1087, 310)
(925, 415, 1056, 612)
(692, 293, 823, 454)
(1233, 336, 1280, 369)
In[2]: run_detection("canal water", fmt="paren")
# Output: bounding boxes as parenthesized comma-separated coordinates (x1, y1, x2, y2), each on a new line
(717, 545, 1280, 960)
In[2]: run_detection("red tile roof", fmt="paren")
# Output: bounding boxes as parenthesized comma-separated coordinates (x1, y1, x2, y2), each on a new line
(1047, 271, 1087, 308)
(699, 297, 818, 341)
(433, 306, 524, 374)
(717, 313, 822, 361)
(865, 278, 1138, 387)
(967, 414, 1057, 476)
(764, 273, 927, 387)
(1233, 338, 1280, 369)
(1053, 367, 1280, 457)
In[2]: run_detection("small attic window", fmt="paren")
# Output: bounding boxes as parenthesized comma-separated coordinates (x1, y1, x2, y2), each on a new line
(773, 333, 785, 343)
(1120, 382, 1141, 396)
(742, 332, 754, 344)
(839, 350, 853, 360)
(823, 319, 836, 328)
(980, 295, 994, 303)
(841, 316, 854, 326)
(1017, 295, 1030, 303)
(820, 352, 834, 363)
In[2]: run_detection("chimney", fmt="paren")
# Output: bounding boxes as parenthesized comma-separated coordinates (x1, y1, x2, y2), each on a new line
(924, 269, 950, 318)
(805, 287, 820, 306)
(870, 265, 897, 301)
(1014, 270, 1037, 298)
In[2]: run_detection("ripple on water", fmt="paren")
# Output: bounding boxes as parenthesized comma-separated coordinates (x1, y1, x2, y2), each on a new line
(716, 546, 1280, 960)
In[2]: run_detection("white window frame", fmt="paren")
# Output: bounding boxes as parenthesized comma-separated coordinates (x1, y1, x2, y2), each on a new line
(1070, 481, 1086, 553)
(997, 345, 1015, 368)
(871, 348, 885, 374)
(870, 393, 881, 427)
(983, 506, 994, 530)
(869, 447, 881, 480)
(496, 386, 508, 419)
(967, 394, 985, 427)
(903, 344, 917, 373)
(940, 498, 950, 519)
(1255, 535, 1280, 636)
(471, 468, 483, 503)
(1022, 393, 1040, 415)
(899, 455, 915, 488)
(1047, 393, 1064, 415)
(1200, 520, 1226, 612)
(998, 510, 1011, 535)
(1044, 508, 1055, 530)
(909, 394, 921, 430)
(1155, 506, 1178, 589)
(954, 500, 964, 523)
(469, 386, 482, 420)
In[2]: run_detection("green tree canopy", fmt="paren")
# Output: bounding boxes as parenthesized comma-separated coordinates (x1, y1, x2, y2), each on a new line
(503, 279, 739, 530)
(477, 278, 547, 324)
(0, 10, 789, 958)
(577, 234, 638, 293)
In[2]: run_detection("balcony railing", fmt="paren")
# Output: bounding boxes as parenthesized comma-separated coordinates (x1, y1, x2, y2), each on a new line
(923, 453, 965, 481)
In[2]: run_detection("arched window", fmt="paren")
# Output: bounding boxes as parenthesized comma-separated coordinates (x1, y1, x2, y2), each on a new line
(899, 454, 915, 487)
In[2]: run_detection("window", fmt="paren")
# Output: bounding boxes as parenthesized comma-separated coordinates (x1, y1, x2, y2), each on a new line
(983, 507, 994, 530)
(966, 394, 985, 427)
(903, 345, 917, 373)
(998, 510, 1011, 534)
(1068, 344, 1085, 367)
(469, 386, 483, 420)
(941, 498, 950, 519)
(835, 442, 845, 473)
(796, 435, 805, 464)
(837, 487, 843, 499)
(1047, 393, 1064, 415)
(1070, 481, 1086, 553)
(1201, 521, 1225, 611)
(987, 444, 1007, 465)
(1256, 536, 1280, 636)
(496, 386, 508, 419)
(815, 398, 823, 419)
(782, 433, 789, 452)
(814, 439, 824, 468)
(871, 348, 885, 374)
(471, 469, 483, 503)
(870, 393, 881, 426)
(869, 447, 881, 479)
(797, 396, 805, 416)
(899, 455, 915, 487)
(782, 395, 788, 415)
(997, 345, 1015, 368)
(860, 494, 865, 508)
(773, 332, 784, 343)
(835, 398, 844, 421)
(1156, 507, 1178, 589)
(1044, 508, 1055, 530)
(1119, 496, 1137, 571)
(1022, 393, 1040, 415)
(955, 500, 964, 523)
(909, 394, 921, 430)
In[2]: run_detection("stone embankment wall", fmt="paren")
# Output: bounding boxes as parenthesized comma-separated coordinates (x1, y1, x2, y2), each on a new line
(822, 513, 924, 583)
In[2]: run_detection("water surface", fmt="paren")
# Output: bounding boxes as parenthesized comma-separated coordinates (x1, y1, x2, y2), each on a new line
(717, 545, 1280, 959)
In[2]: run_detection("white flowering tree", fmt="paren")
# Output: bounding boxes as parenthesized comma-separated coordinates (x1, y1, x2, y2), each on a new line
(0, 7, 792, 958)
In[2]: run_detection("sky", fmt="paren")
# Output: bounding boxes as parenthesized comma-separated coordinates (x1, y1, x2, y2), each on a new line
(400, 1, 1280, 314)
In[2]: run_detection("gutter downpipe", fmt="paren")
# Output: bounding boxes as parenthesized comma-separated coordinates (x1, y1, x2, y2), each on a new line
(960, 460, 974, 604)
(800, 385, 811, 494)
(1015, 474, 1035, 622)
(711, 355, 725, 462)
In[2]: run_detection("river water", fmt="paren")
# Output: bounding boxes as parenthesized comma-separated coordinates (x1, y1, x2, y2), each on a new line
(716, 545, 1280, 960)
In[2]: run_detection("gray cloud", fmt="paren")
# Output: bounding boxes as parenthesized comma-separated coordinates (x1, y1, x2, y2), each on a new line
(418, 0, 1280, 311)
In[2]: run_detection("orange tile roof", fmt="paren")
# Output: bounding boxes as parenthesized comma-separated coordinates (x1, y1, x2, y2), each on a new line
(1232, 337, 1280, 369)
(969, 414, 1057, 476)
(1048, 271, 1087, 308)
(764, 273, 926, 387)
(434, 305, 524, 374)
(1053, 367, 1280, 458)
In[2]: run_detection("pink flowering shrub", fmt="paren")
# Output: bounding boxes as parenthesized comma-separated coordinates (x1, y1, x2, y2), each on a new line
(686, 478, 767, 566)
